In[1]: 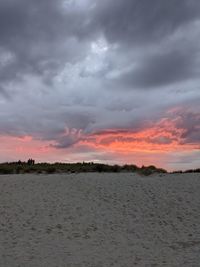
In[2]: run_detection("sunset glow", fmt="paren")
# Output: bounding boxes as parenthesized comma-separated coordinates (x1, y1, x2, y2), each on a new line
(0, 0, 200, 171)
(0, 110, 199, 171)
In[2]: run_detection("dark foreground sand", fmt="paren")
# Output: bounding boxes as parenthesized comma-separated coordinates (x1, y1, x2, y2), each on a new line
(0, 173, 200, 267)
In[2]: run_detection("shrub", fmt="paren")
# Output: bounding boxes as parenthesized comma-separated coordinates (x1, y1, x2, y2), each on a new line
(112, 165, 120, 172)
(46, 167, 56, 174)
(16, 166, 23, 174)
(139, 168, 154, 176)
(0, 166, 13, 174)
(94, 164, 105, 172)
(138, 165, 167, 176)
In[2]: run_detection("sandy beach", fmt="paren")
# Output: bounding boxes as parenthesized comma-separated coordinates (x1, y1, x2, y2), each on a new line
(0, 173, 200, 266)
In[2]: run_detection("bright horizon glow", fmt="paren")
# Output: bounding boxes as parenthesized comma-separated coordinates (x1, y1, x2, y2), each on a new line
(0, 111, 199, 172)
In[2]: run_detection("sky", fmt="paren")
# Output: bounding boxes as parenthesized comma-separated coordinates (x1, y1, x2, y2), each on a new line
(0, 0, 200, 171)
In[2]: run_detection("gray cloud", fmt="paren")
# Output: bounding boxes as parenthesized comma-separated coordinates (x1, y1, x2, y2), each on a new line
(0, 0, 91, 89)
(89, 0, 200, 89)
(176, 111, 200, 144)
(114, 49, 199, 88)
(1, 0, 200, 91)
(0, 0, 199, 156)
(92, 0, 200, 46)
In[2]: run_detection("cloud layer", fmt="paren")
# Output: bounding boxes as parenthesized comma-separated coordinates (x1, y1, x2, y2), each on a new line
(0, 0, 200, 170)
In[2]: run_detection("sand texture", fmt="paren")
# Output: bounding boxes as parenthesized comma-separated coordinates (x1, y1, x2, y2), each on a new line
(0, 173, 200, 266)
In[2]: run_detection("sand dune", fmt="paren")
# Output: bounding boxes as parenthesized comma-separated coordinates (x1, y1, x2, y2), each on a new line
(0, 173, 200, 266)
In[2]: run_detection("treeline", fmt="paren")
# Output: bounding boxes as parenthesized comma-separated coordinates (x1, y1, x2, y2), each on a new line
(172, 168, 200, 174)
(0, 160, 167, 176)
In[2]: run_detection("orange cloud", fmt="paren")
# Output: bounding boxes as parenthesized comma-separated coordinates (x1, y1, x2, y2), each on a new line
(77, 117, 199, 154)
(0, 108, 199, 171)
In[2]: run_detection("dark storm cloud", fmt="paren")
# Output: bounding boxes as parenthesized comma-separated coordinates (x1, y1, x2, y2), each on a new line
(0, 0, 91, 87)
(93, 0, 200, 46)
(115, 49, 198, 88)
(1, 0, 200, 90)
(90, 0, 200, 89)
